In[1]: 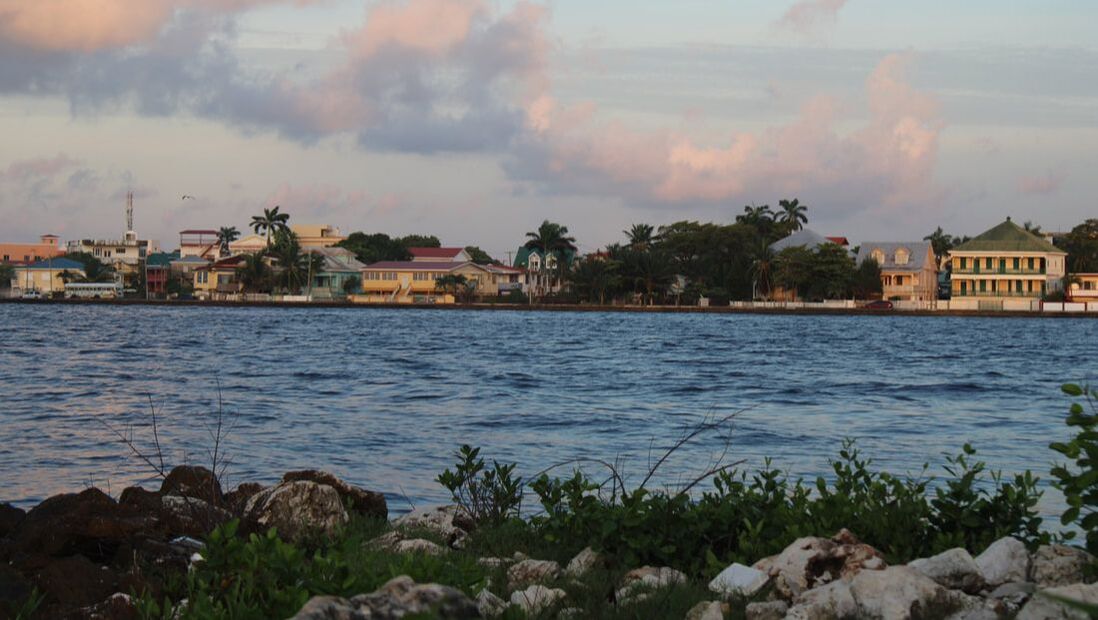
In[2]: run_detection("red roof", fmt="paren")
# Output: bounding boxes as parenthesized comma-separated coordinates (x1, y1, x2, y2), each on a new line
(826, 236, 850, 246)
(180, 229, 219, 235)
(408, 247, 465, 259)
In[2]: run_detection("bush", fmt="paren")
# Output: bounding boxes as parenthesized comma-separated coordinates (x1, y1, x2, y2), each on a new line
(437, 444, 523, 526)
(1051, 383, 1098, 554)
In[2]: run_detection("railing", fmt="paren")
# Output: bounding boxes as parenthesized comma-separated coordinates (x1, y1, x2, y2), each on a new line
(952, 290, 1041, 298)
(953, 267, 1045, 275)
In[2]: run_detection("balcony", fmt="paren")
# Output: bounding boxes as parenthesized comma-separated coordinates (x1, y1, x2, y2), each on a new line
(952, 290, 1041, 298)
(953, 266, 1045, 275)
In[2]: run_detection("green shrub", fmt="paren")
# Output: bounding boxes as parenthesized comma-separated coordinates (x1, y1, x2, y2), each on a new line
(1051, 382, 1098, 554)
(437, 444, 524, 526)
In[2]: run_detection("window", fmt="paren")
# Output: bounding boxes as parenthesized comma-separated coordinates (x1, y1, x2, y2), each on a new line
(382, 272, 397, 281)
(1028, 257, 1035, 270)
(2, 255, 7, 261)
(1013, 257, 1020, 270)
(197, 272, 208, 284)
(979, 280, 986, 292)
(413, 272, 431, 281)
(894, 248, 909, 265)
(986, 258, 992, 269)
(24, 254, 30, 262)
(872, 249, 885, 264)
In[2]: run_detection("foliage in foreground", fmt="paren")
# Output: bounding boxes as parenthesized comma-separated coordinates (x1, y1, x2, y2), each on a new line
(136, 384, 1098, 619)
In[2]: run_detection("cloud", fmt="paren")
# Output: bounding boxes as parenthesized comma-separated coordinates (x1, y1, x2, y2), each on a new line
(1017, 172, 1065, 195)
(0, 0, 322, 52)
(776, 0, 849, 34)
(3, 153, 81, 180)
(508, 52, 943, 214)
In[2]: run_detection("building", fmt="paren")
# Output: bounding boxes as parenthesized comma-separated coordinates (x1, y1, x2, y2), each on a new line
(228, 234, 268, 255)
(66, 194, 159, 280)
(485, 263, 524, 294)
(0, 234, 65, 265)
(355, 260, 504, 303)
(513, 246, 577, 296)
(309, 247, 367, 298)
(1068, 274, 1098, 302)
(948, 218, 1067, 302)
(8, 258, 86, 296)
(292, 224, 345, 248)
(409, 247, 471, 262)
(144, 252, 177, 297)
(179, 230, 221, 259)
(193, 255, 247, 300)
(855, 242, 938, 301)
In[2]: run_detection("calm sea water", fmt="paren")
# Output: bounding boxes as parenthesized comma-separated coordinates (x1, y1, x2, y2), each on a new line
(1, 304, 1095, 518)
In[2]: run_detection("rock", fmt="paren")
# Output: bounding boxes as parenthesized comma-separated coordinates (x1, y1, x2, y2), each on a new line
(368, 530, 405, 550)
(12, 488, 151, 560)
(223, 483, 264, 515)
(1015, 582, 1098, 620)
(392, 505, 473, 549)
(786, 580, 858, 620)
(976, 537, 1029, 587)
(565, 546, 603, 577)
(709, 562, 769, 598)
(84, 592, 138, 620)
(909, 547, 986, 593)
(507, 559, 561, 590)
(478, 556, 516, 569)
(1031, 545, 1095, 587)
(848, 565, 963, 619)
(0, 503, 26, 538)
(686, 600, 724, 620)
(35, 554, 119, 609)
(393, 538, 446, 556)
(159, 495, 233, 537)
(475, 588, 507, 617)
(510, 584, 566, 615)
(290, 576, 479, 619)
(118, 486, 162, 513)
(987, 581, 1035, 614)
(282, 470, 387, 520)
(242, 480, 348, 541)
(616, 566, 687, 603)
(754, 529, 885, 599)
(160, 465, 223, 505)
(746, 600, 788, 620)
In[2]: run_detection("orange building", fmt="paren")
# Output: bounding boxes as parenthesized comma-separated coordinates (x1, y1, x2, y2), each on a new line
(0, 234, 65, 265)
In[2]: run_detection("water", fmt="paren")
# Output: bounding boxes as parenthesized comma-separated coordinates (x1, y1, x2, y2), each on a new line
(0, 304, 1094, 518)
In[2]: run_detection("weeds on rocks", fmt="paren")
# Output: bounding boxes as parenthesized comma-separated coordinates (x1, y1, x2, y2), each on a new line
(1051, 382, 1098, 555)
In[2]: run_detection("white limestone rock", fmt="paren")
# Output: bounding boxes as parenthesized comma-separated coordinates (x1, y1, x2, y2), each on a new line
(564, 547, 603, 577)
(1030, 545, 1095, 588)
(507, 559, 561, 590)
(976, 537, 1030, 587)
(475, 588, 506, 617)
(509, 585, 566, 614)
(745, 600, 789, 620)
(909, 547, 986, 593)
(1015, 582, 1098, 620)
(785, 580, 858, 620)
(685, 600, 724, 620)
(708, 562, 769, 598)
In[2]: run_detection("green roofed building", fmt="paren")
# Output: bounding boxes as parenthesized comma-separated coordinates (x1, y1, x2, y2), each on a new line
(948, 218, 1066, 301)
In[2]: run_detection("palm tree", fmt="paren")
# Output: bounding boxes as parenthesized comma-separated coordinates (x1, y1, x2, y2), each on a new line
(217, 226, 240, 257)
(624, 223, 655, 250)
(1023, 221, 1043, 235)
(269, 230, 323, 294)
(239, 252, 272, 293)
(736, 204, 773, 226)
(568, 256, 621, 305)
(524, 220, 577, 298)
(923, 227, 955, 270)
(778, 198, 808, 232)
(750, 241, 776, 300)
(250, 206, 290, 248)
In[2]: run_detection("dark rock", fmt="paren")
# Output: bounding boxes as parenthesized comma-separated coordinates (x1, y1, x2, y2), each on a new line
(0, 564, 33, 619)
(35, 554, 119, 609)
(118, 486, 162, 513)
(12, 489, 151, 561)
(0, 502, 25, 538)
(224, 482, 264, 515)
(282, 471, 387, 520)
(160, 465, 223, 505)
(158, 495, 233, 537)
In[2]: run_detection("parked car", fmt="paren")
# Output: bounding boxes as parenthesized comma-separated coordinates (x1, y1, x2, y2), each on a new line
(20, 289, 42, 300)
(863, 299, 894, 310)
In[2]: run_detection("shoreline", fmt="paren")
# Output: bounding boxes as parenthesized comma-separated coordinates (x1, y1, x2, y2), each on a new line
(2, 297, 1097, 319)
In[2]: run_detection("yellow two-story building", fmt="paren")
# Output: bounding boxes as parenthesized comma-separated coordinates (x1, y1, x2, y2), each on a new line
(354, 259, 516, 303)
(949, 218, 1066, 304)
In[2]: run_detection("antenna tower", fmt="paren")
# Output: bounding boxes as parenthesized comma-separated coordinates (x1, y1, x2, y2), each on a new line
(126, 191, 134, 231)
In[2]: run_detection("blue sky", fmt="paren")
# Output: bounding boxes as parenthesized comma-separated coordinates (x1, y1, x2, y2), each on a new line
(0, 0, 1095, 259)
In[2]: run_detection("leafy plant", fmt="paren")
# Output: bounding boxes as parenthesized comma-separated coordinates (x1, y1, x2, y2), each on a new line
(1050, 382, 1098, 553)
(436, 445, 523, 526)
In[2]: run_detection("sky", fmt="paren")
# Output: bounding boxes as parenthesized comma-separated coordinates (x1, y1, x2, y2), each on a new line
(0, 0, 1095, 260)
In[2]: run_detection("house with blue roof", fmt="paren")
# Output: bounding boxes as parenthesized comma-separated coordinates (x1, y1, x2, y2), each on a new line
(8, 257, 86, 296)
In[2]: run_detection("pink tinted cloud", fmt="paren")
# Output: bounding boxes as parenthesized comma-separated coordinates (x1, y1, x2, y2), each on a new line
(0, 0, 322, 52)
(348, 0, 487, 59)
(524, 53, 943, 210)
(3, 154, 81, 180)
(1017, 172, 1065, 195)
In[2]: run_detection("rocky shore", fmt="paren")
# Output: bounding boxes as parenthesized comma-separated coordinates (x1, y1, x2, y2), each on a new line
(2, 465, 1095, 619)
